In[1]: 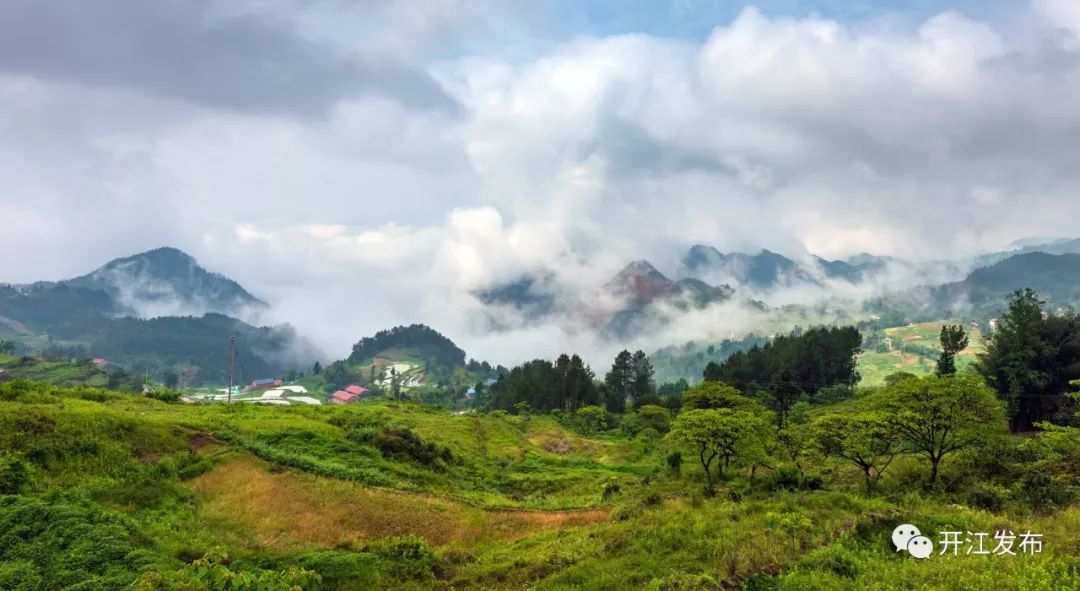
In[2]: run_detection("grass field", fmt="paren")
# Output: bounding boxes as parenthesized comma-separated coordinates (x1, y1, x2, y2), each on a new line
(2, 379, 1079, 590)
(858, 321, 987, 387)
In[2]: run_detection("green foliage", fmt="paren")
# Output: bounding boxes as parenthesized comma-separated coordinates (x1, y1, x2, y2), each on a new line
(636, 404, 672, 433)
(680, 382, 758, 411)
(811, 412, 899, 493)
(489, 355, 600, 412)
(937, 324, 969, 376)
(348, 324, 465, 368)
(573, 405, 607, 435)
(978, 288, 1080, 431)
(666, 407, 770, 484)
(0, 495, 159, 590)
(136, 548, 321, 590)
(370, 427, 454, 467)
(870, 374, 1005, 485)
(704, 325, 861, 426)
(0, 452, 30, 494)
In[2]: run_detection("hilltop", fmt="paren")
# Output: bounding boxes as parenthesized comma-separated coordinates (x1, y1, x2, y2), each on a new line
(0, 247, 317, 386)
(66, 246, 266, 318)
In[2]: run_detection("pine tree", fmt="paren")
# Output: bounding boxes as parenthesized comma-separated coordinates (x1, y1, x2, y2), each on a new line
(936, 324, 968, 376)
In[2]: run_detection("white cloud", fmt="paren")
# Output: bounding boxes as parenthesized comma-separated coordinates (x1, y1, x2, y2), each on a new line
(3, 2, 1080, 366)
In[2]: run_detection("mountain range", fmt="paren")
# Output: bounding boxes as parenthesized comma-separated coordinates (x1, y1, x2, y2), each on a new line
(0, 247, 316, 386)
(5, 236, 1080, 387)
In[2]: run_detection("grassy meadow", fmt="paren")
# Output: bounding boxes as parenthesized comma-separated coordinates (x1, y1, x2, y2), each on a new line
(1, 379, 1079, 590)
(857, 321, 987, 387)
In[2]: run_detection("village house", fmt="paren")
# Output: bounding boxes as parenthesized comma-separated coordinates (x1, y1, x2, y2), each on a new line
(329, 384, 367, 404)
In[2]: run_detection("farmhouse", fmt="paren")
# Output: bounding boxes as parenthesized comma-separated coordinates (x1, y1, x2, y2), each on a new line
(330, 390, 359, 404)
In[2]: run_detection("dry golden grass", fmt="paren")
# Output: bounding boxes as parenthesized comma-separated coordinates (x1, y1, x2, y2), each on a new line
(190, 457, 608, 551)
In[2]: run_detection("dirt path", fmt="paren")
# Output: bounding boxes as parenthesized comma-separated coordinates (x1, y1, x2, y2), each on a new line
(190, 457, 609, 550)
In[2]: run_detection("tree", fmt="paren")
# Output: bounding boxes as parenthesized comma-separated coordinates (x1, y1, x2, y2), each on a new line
(574, 405, 607, 434)
(704, 326, 862, 395)
(681, 382, 757, 411)
(665, 408, 768, 485)
(605, 350, 634, 407)
(0, 340, 15, 355)
(977, 289, 1080, 431)
(637, 404, 672, 433)
(812, 412, 899, 493)
(312, 361, 322, 375)
(871, 375, 1004, 485)
(630, 350, 655, 402)
(936, 324, 969, 376)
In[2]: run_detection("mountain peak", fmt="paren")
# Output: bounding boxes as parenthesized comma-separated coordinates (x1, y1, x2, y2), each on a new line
(605, 259, 674, 307)
(67, 247, 266, 318)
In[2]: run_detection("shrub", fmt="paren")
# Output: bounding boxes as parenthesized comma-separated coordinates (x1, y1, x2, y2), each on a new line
(666, 451, 683, 475)
(768, 466, 802, 492)
(798, 544, 861, 579)
(367, 535, 439, 581)
(967, 484, 1009, 513)
(0, 453, 30, 494)
(370, 427, 453, 467)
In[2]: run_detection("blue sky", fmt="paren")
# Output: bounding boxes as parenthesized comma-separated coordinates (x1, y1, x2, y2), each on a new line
(575, 0, 1027, 39)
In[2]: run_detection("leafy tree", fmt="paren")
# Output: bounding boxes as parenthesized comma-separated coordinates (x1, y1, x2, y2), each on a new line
(871, 375, 1004, 485)
(636, 404, 672, 433)
(681, 382, 757, 411)
(574, 405, 607, 434)
(312, 360, 322, 374)
(884, 371, 919, 387)
(936, 324, 969, 376)
(0, 340, 15, 355)
(812, 412, 899, 493)
(666, 408, 768, 485)
(977, 289, 1080, 431)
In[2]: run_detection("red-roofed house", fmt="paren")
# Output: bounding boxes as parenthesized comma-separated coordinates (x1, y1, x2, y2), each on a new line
(330, 390, 359, 404)
(344, 384, 367, 397)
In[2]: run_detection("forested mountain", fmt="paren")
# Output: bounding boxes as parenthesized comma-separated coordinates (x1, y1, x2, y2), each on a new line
(347, 324, 467, 368)
(868, 252, 1080, 324)
(66, 246, 266, 318)
(976, 237, 1080, 267)
(0, 247, 315, 385)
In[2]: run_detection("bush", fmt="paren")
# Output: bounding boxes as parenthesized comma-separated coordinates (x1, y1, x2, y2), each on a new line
(797, 544, 861, 579)
(666, 451, 683, 475)
(370, 427, 453, 467)
(0, 453, 30, 494)
(602, 479, 622, 501)
(967, 484, 1009, 513)
(367, 535, 439, 581)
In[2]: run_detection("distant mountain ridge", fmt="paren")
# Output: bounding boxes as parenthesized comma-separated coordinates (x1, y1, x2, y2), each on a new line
(65, 247, 266, 319)
(0, 247, 316, 385)
(682, 244, 879, 291)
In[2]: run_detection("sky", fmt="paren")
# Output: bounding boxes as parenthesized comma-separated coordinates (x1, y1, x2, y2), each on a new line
(2, 0, 1080, 364)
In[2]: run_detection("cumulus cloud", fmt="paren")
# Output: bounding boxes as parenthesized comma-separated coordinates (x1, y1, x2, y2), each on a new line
(3, 1, 1080, 367)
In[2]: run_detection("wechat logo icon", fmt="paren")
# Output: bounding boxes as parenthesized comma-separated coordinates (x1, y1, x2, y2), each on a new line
(893, 524, 933, 559)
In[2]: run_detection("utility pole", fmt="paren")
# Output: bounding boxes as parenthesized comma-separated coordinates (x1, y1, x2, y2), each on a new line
(227, 335, 236, 404)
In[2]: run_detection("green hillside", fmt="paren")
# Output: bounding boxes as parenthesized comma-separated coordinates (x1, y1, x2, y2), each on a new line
(858, 321, 987, 386)
(2, 377, 1079, 589)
